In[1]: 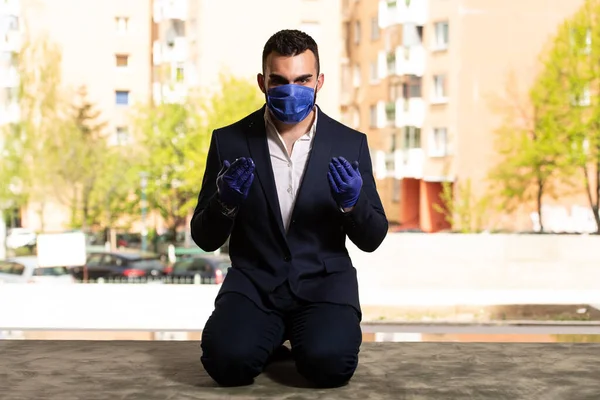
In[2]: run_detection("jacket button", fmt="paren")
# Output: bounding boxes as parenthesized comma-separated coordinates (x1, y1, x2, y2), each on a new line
(284, 256, 291, 262)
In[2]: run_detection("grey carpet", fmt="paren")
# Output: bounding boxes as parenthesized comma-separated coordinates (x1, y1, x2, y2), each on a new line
(1, 341, 599, 399)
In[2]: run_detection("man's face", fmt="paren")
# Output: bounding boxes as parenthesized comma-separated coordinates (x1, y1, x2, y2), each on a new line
(258, 50, 324, 94)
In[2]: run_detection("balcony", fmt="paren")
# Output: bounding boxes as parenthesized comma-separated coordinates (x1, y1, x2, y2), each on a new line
(385, 102, 396, 127)
(0, 102, 20, 125)
(153, 37, 188, 65)
(378, 0, 428, 28)
(387, 53, 396, 76)
(153, 0, 187, 22)
(0, 0, 20, 16)
(393, 45, 425, 77)
(395, 148, 424, 179)
(395, 97, 425, 128)
(0, 31, 21, 52)
(0, 67, 18, 88)
(161, 82, 187, 104)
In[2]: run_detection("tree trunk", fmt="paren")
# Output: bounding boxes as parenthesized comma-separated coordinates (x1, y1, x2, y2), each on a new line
(582, 165, 600, 233)
(81, 180, 94, 232)
(38, 202, 45, 233)
(595, 159, 600, 233)
(536, 177, 544, 232)
(71, 186, 79, 229)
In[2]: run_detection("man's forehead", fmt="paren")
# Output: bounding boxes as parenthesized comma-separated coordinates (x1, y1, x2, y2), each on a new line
(265, 51, 317, 71)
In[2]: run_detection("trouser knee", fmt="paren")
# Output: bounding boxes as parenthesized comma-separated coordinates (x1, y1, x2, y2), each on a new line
(295, 348, 358, 388)
(201, 340, 264, 387)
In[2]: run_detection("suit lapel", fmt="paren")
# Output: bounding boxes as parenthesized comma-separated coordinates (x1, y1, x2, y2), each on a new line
(289, 107, 334, 224)
(246, 106, 286, 237)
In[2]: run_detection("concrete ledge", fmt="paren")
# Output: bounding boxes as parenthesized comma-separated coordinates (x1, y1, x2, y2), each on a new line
(2, 341, 600, 399)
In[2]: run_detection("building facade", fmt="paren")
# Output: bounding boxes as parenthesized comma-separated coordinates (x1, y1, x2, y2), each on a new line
(4, 0, 342, 233)
(342, 0, 587, 232)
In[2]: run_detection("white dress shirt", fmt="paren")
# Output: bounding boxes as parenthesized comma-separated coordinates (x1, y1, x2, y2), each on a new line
(264, 107, 318, 232)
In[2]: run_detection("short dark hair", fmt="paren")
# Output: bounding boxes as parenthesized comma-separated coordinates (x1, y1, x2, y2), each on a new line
(262, 29, 320, 75)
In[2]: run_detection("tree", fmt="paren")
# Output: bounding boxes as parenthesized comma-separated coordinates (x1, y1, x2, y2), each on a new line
(49, 86, 109, 230)
(132, 74, 263, 235)
(487, 74, 567, 232)
(532, 0, 600, 231)
(433, 179, 491, 233)
(4, 34, 68, 231)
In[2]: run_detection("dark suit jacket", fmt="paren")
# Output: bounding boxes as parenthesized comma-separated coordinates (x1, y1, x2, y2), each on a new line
(190, 105, 388, 317)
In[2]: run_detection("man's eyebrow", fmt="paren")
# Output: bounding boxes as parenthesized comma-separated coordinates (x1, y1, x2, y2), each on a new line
(268, 74, 314, 81)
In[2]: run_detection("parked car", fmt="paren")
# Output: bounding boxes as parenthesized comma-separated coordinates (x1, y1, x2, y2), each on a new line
(167, 254, 231, 284)
(0, 256, 75, 284)
(70, 250, 167, 281)
(5, 228, 37, 250)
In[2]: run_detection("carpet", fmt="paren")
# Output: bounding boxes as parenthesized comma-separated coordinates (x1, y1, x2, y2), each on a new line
(1, 341, 599, 399)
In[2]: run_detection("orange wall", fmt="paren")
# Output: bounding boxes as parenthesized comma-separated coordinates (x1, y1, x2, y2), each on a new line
(400, 178, 420, 228)
(420, 181, 451, 232)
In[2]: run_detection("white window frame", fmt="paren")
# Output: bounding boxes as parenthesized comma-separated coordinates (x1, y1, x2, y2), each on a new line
(429, 127, 448, 157)
(369, 105, 377, 128)
(431, 74, 447, 103)
(115, 17, 129, 35)
(433, 21, 449, 51)
(353, 64, 361, 87)
(354, 21, 361, 44)
(370, 61, 379, 84)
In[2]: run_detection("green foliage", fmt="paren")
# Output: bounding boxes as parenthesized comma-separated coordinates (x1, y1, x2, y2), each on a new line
(433, 179, 490, 233)
(131, 74, 263, 233)
(487, 1, 600, 231)
(2, 35, 139, 232)
(529, 0, 600, 231)
(3, 34, 67, 230)
(487, 78, 567, 231)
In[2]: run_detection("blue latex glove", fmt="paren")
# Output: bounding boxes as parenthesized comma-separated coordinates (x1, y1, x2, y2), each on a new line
(327, 156, 363, 209)
(216, 157, 255, 208)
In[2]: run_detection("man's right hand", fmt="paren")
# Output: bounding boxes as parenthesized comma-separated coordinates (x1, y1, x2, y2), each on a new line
(216, 157, 255, 208)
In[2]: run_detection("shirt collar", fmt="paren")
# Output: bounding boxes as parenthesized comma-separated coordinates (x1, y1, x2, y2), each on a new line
(263, 106, 318, 139)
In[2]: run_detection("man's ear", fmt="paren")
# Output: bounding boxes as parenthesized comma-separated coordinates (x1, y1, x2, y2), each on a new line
(316, 73, 325, 93)
(257, 73, 266, 94)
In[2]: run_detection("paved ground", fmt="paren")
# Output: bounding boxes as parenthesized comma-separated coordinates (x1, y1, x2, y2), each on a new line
(2, 341, 600, 399)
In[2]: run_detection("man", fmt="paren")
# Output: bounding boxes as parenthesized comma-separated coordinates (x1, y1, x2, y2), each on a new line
(191, 29, 388, 388)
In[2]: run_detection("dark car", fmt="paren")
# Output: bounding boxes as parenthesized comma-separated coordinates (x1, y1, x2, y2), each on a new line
(71, 251, 167, 281)
(167, 255, 231, 284)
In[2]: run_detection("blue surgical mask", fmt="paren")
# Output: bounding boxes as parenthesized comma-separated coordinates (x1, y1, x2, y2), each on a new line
(266, 84, 316, 124)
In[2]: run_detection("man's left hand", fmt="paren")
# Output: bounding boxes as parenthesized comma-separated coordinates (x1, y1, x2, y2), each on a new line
(328, 156, 363, 210)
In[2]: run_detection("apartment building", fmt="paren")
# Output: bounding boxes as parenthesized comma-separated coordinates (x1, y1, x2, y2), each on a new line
(4, 0, 342, 233)
(152, 0, 342, 117)
(342, 0, 587, 232)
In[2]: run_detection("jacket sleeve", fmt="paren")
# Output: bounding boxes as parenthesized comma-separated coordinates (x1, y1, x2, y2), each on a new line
(342, 134, 388, 252)
(190, 131, 235, 252)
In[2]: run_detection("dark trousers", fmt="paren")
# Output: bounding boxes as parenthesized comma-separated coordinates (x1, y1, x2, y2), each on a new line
(200, 280, 362, 388)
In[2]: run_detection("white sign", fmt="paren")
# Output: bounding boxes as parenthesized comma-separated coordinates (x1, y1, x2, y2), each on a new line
(36, 232, 87, 268)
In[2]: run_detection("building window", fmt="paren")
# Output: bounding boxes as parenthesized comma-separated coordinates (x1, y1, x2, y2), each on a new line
(403, 75, 422, 98)
(429, 127, 448, 157)
(392, 178, 401, 203)
(115, 17, 129, 34)
(116, 126, 129, 144)
(354, 21, 361, 44)
(370, 61, 378, 83)
(115, 90, 130, 105)
(433, 21, 449, 50)
(403, 126, 421, 149)
(352, 106, 360, 129)
(353, 63, 361, 87)
(432, 74, 447, 101)
(371, 17, 380, 40)
(369, 105, 377, 128)
(115, 54, 129, 68)
(176, 65, 185, 82)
